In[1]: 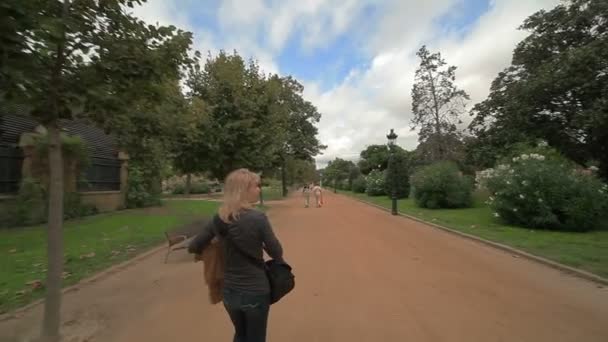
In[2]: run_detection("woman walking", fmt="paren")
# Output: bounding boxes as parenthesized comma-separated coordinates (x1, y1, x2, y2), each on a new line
(189, 169, 284, 342)
(302, 183, 311, 207)
(312, 183, 323, 207)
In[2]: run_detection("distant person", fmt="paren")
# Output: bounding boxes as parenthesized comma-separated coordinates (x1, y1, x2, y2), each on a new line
(311, 183, 323, 208)
(302, 184, 311, 208)
(189, 168, 285, 342)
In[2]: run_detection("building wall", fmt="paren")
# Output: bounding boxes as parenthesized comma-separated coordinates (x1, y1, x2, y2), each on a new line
(80, 191, 124, 212)
(17, 134, 129, 213)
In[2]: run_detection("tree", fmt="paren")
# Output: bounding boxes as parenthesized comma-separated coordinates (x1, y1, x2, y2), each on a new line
(83, 22, 198, 205)
(171, 98, 210, 194)
(411, 45, 470, 162)
(187, 55, 324, 190)
(323, 158, 356, 189)
(0, 0, 40, 102)
(414, 130, 465, 165)
(187, 51, 285, 180)
(0, 2, 87, 339)
(269, 75, 325, 196)
(469, 0, 608, 178)
(358, 145, 390, 175)
(348, 164, 361, 190)
(0, 1, 194, 339)
(358, 144, 412, 175)
(283, 156, 317, 186)
(385, 147, 413, 198)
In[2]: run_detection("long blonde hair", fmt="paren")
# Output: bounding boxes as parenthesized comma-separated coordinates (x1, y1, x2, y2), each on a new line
(219, 168, 260, 223)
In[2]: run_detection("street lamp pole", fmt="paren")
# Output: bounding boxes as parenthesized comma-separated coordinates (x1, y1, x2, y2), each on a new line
(258, 173, 264, 206)
(387, 129, 398, 215)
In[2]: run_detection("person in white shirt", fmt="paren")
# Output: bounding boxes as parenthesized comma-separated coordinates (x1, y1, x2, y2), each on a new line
(311, 183, 323, 208)
(302, 184, 311, 208)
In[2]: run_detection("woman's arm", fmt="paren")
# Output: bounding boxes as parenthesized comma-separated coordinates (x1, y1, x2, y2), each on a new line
(188, 219, 215, 254)
(259, 214, 284, 262)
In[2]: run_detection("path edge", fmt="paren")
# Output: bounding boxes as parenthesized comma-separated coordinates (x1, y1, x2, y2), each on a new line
(344, 195, 608, 287)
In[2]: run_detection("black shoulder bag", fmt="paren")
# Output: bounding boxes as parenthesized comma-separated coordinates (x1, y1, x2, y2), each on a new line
(214, 215, 295, 304)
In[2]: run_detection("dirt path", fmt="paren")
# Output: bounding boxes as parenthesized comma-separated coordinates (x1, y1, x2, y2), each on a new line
(2, 192, 608, 342)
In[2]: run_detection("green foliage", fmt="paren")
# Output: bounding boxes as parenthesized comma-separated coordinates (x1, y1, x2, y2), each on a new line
(63, 192, 97, 220)
(0, 1, 200, 336)
(384, 149, 411, 198)
(415, 131, 465, 166)
(358, 145, 390, 175)
(480, 149, 608, 231)
(0, 178, 48, 228)
(172, 181, 210, 195)
(365, 170, 386, 196)
(186, 51, 325, 179)
(335, 179, 349, 190)
(0, 179, 98, 228)
(265, 157, 319, 187)
(32, 133, 90, 168)
(276, 76, 325, 162)
(351, 176, 367, 193)
(469, 0, 608, 179)
(411, 162, 474, 209)
(127, 165, 161, 208)
(322, 157, 356, 188)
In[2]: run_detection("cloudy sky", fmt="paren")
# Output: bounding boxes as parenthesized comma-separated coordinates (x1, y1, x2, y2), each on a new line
(132, 0, 560, 168)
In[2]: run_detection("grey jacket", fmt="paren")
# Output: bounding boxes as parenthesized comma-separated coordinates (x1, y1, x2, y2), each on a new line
(188, 209, 284, 294)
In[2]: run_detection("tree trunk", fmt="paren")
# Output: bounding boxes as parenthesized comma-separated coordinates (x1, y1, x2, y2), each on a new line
(428, 70, 444, 161)
(259, 175, 264, 206)
(41, 123, 64, 342)
(41, 2, 69, 340)
(185, 173, 191, 195)
(281, 158, 287, 197)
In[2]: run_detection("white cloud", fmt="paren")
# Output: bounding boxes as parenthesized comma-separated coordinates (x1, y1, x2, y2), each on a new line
(130, 0, 561, 169)
(307, 0, 560, 168)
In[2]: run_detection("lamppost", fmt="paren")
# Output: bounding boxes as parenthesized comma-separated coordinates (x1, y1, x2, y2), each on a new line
(387, 128, 398, 215)
(259, 176, 264, 206)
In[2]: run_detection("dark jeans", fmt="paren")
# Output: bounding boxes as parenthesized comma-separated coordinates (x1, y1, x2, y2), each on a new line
(223, 288, 271, 342)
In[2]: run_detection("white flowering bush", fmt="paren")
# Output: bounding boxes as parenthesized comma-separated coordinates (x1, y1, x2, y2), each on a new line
(482, 150, 608, 231)
(365, 170, 386, 196)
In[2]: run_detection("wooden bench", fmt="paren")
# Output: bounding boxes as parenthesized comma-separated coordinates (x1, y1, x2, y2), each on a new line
(164, 232, 188, 263)
(163, 218, 209, 263)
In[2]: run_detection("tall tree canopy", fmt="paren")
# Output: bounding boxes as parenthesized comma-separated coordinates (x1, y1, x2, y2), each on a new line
(411, 45, 469, 162)
(186, 51, 324, 181)
(469, 0, 608, 178)
(0, 1, 197, 339)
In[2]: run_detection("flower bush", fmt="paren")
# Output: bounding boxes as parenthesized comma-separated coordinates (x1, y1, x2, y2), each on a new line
(411, 162, 474, 209)
(479, 150, 608, 232)
(365, 170, 386, 196)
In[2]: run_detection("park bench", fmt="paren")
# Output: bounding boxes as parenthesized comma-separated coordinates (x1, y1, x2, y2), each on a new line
(163, 218, 209, 263)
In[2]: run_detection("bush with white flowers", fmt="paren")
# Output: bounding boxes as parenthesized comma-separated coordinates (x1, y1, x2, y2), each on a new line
(481, 149, 608, 232)
(365, 170, 386, 196)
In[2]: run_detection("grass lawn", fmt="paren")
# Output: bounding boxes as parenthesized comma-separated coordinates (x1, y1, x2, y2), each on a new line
(341, 190, 608, 279)
(0, 200, 220, 314)
(261, 186, 284, 201)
